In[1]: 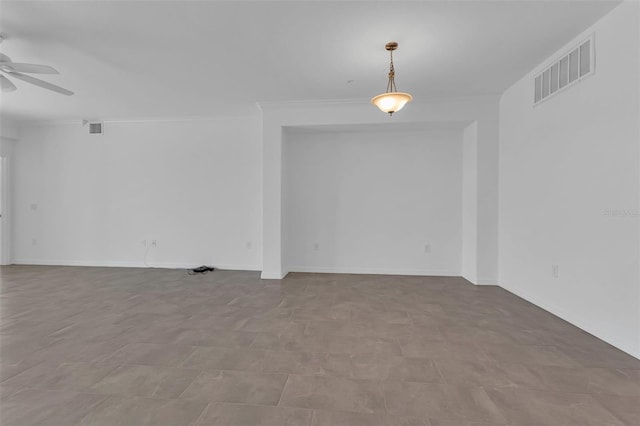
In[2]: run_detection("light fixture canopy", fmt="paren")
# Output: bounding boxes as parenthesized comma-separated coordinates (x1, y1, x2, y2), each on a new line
(371, 42, 412, 115)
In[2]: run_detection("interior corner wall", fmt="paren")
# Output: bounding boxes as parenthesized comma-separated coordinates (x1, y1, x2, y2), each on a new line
(282, 127, 462, 276)
(462, 121, 478, 283)
(499, 0, 640, 357)
(476, 110, 500, 285)
(12, 116, 263, 270)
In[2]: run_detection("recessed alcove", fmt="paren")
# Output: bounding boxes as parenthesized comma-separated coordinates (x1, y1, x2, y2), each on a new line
(281, 122, 466, 276)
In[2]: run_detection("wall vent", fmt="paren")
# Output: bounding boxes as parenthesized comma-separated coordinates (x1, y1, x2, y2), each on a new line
(88, 122, 103, 135)
(534, 34, 594, 105)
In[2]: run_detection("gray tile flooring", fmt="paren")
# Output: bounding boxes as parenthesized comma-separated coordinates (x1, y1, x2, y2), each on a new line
(1, 265, 639, 425)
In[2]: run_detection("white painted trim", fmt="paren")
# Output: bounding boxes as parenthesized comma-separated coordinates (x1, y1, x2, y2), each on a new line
(11, 259, 261, 271)
(461, 273, 477, 285)
(461, 274, 497, 286)
(15, 112, 261, 127)
(258, 94, 501, 110)
(287, 265, 460, 277)
(260, 271, 289, 280)
(102, 114, 260, 125)
(501, 282, 640, 360)
(474, 277, 498, 286)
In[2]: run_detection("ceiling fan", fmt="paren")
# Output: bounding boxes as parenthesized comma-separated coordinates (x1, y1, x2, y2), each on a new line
(0, 36, 74, 96)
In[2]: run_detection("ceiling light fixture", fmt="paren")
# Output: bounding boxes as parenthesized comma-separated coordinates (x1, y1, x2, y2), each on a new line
(371, 42, 412, 116)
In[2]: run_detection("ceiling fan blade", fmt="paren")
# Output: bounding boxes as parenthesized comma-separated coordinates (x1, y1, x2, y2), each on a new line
(7, 71, 73, 96)
(0, 53, 11, 63)
(0, 74, 17, 92)
(1, 62, 59, 74)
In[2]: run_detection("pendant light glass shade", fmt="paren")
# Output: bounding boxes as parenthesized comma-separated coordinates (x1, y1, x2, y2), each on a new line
(371, 92, 413, 115)
(371, 42, 412, 115)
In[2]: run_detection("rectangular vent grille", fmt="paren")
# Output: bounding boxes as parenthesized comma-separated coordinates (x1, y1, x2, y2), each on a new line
(534, 35, 594, 104)
(89, 122, 103, 134)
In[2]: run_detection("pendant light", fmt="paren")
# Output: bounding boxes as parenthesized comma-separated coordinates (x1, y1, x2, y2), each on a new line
(371, 42, 413, 115)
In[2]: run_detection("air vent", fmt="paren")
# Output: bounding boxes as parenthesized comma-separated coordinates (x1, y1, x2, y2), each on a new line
(534, 35, 594, 105)
(89, 122, 103, 135)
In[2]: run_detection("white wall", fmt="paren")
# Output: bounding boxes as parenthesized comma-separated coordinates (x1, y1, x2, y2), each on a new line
(476, 110, 500, 284)
(1, 117, 19, 141)
(13, 116, 263, 270)
(10, 96, 501, 282)
(283, 126, 462, 276)
(462, 121, 478, 282)
(1, 117, 19, 265)
(499, 1, 640, 357)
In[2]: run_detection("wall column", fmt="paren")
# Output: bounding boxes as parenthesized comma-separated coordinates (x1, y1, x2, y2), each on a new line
(261, 121, 285, 279)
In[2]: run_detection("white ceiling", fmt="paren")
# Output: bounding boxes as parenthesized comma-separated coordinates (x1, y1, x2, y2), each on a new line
(0, 0, 621, 121)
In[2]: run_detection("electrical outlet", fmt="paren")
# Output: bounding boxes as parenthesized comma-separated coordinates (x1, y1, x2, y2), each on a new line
(552, 264, 559, 278)
(30, 203, 38, 211)
(313, 242, 319, 251)
(246, 241, 252, 250)
(151, 240, 157, 247)
(31, 238, 37, 246)
(424, 243, 431, 253)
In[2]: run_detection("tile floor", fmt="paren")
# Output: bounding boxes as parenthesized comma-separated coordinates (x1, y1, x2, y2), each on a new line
(1, 265, 639, 426)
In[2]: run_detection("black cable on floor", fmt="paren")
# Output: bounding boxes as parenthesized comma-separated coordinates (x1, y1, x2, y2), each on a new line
(187, 265, 216, 275)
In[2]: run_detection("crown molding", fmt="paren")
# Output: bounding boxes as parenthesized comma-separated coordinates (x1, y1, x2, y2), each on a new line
(16, 112, 262, 128)
(13, 94, 501, 126)
(258, 94, 501, 110)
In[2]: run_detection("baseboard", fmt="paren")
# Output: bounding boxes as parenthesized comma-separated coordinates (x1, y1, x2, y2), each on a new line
(501, 282, 640, 360)
(461, 273, 477, 284)
(260, 271, 289, 280)
(474, 277, 498, 286)
(462, 273, 497, 286)
(286, 265, 460, 277)
(11, 259, 261, 272)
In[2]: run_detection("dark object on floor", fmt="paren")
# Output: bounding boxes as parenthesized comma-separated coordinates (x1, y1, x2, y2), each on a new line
(188, 265, 216, 275)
